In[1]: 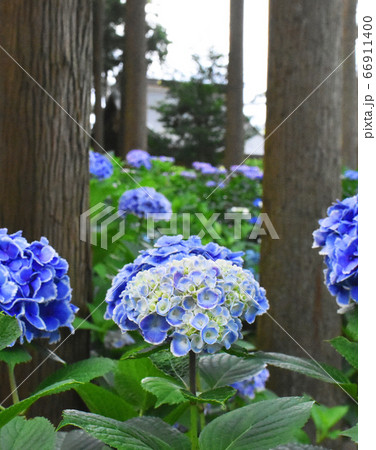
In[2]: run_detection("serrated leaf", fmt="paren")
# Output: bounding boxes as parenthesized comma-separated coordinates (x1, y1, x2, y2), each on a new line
(0, 416, 56, 450)
(150, 350, 189, 380)
(0, 314, 21, 350)
(340, 423, 358, 443)
(75, 383, 137, 421)
(182, 386, 236, 405)
(121, 342, 169, 360)
(329, 337, 358, 369)
(311, 404, 349, 443)
(141, 377, 185, 408)
(59, 410, 190, 450)
(199, 353, 266, 389)
(199, 397, 314, 450)
(0, 347, 31, 365)
(114, 358, 168, 412)
(55, 430, 110, 450)
(0, 380, 80, 428)
(35, 357, 115, 392)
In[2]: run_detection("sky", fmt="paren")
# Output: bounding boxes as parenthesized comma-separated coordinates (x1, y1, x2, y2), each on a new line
(146, 0, 269, 130)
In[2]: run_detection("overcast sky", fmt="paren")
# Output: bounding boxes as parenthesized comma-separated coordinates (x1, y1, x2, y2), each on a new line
(146, 0, 269, 129)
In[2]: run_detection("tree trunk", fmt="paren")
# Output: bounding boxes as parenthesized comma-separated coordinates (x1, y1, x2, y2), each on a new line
(225, 0, 244, 167)
(342, 0, 358, 169)
(0, 0, 92, 424)
(93, 0, 105, 151)
(119, 0, 147, 159)
(257, 0, 343, 406)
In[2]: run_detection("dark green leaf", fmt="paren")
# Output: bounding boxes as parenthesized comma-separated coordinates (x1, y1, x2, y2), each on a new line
(75, 383, 137, 421)
(0, 347, 31, 365)
(121, 342, 169, 360)
(58, 410, 190, 450)
(55, 430, 110, 449)
(182, 386, 236, 406)
(0, 416, 56, 450)
(141, 377, 185, 408)
(0, 314, 21, 350)
(329, 337, 358, 369)
(35, 357, 115, 392)
(199, 353, 266, 389)
(199, 397, 314, 450)
(344, 308, 358, 342)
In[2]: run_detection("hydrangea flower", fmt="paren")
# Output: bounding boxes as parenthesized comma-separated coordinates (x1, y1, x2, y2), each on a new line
(231, 368, 269, 399)
(118, 187, 172, 221)
(180, 171, 197, 179)
(313, 195, 358, 306)
(252, 198, 263, 209)
(151, 156, 175, 163)
(0, 229, 77, 344)
(126, 149, 152, 169)
(192, 162, 226, 175)
(230, 165, 263, 180)
(343, 169, 358, 181)
(105, 235, 245, 321)
(89, 150, 113, 180)
(112, 255, 269, 356)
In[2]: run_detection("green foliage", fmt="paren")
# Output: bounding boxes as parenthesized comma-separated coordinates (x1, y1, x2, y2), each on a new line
(59, 410, 191, 450)
(0, 346, 31, 366)
(0, 314, 21, 350)
(141, 377, 186, 408)
(340, 423, 358, 443)
(0, 416, 56, 450)
(199, 397, 314, 450)
(329, 337, 358, 369)
(311, 404, 349, 443)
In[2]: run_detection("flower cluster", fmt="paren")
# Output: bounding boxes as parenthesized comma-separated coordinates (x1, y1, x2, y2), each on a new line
(180, 170, 197, 179)
(252, 198, 263, 209)
(313, 195, 358, 306)
(112, 255, 269, 356)
(89, 151, 113, 180)
(343, 169, 358, 181)
(230, 165, 263, 180)
(192, 162, 227, 175)
(151, 156, 175, 164)
(126, 149, 152, 170)
(231, 368, 269, 399)
(118, 187, 172, 221)
(0, 229, 77, 344)
(105, 235, 245, 321)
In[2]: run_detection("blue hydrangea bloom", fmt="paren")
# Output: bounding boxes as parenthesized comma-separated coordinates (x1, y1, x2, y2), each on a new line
(252, 198, 263, 208)
(192, 162, 227, 175)
(118, 187, 172, 221)
(231, 368, 269, 399)
(313, 195, 358, 306)
(343, 170, 358, 181)
(0, 229, 77, 345)
(111, 255, 268, 356)
(126, 149, 152, 169)
(105, 235, 246, 320)
(151, 156, 175, 163)
(180, 171, 197, 179)
(89, 151, 113, 180)
(230, 165, 263, 180)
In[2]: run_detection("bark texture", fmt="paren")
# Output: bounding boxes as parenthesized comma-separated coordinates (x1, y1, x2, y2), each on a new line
(119, 0, 147, 158)
(93, 0, 105, 150)
(342, 0, 358, 169)
(225, 0, 245, 167)
(0, 0, 92, 423)
(258, 0, 344, 405)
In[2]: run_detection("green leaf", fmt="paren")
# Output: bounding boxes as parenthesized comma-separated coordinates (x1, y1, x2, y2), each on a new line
(150, 350, 189, 380)
(329, 337, 358, 369)
(250, 352, 351, 384)
(121, 342, 169, 360)
(311, 404, 349, 443)
(0, 314, 21, 350)
(272, 445, 328, 449)
(72, 317, 105, 333)
(0, 347, 31, 365)
(59, 410, 191, 450)
(199, 397, 314, 450)
(344, 308, 358, 342)
(0, 380, 80, 428)
(199, 353, 266, 389)
(0, 416, 56, 450)
(114, 358, 168, 412)
(35, 357, 115, 392)
(75, 383, 137, 421)
(141, 377, 185, 408)
(56, 430, 110, 449)
(340, 423, 358, 443)
(182, 386, 237, 406)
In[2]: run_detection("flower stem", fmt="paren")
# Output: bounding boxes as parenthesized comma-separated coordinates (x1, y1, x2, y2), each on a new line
(8, 364, 19, 404)
(189, 351, 199, 450)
